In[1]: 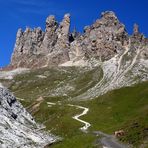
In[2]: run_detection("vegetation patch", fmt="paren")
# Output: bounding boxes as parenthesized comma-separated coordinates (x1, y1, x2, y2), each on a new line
(3, 67, 148, 147)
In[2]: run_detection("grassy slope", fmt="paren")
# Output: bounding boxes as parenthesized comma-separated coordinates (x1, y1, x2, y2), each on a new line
(8, 67, 102, 102)
(1, 68, 148, 147)
(28, 99, 96, 148)
(6, 67, 99, 148)
(81, 81, 148, 147)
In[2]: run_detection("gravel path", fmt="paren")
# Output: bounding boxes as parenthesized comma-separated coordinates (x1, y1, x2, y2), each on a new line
(68, 104, 91, 131)
(47, 102, 128, 148)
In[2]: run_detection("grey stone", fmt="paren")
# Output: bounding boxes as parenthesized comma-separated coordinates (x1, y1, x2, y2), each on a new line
(0, 87, 58, 147)
(10, 11, 148, 69)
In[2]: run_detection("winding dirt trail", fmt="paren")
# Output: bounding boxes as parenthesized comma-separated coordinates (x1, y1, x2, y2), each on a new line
(67, 104, 127, 147)
(68, 104, 91, 132)
(45, 102, 91, 131)
(46, 102, 128, 148)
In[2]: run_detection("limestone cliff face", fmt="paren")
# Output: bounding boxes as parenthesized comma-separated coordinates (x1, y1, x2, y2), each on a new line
(10, 11, 148, 69)
(11, 13, 71, 68)
(0, 87, 58, 147)
(69, 11, 128, 61)
(11, 27, 45, 68)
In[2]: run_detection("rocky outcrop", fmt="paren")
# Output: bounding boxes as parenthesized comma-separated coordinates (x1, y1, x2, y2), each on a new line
(11, 27, 45, 68)
(10, 11, 148, 69)
(0, 87, 58, 147)
(11, 13, 71, 68)
(44, 14, 70, 66)
(69, 11, 128, 61)
(41, 15, 58, 53)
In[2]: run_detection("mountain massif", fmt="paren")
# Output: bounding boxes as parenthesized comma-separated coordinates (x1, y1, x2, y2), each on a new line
(10, 11, 148, 69)
(8, 11, 148, 98)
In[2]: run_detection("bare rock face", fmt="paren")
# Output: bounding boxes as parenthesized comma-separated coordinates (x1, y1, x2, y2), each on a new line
(42, 15, 58, 53)
(55, 14, 70, 51)
(45, 13, 71, 66)
(69, 11, 128, 61)
(11, 14, 71, 68)
(10, 11, 148, 69)
(11, 27, 45, 68)
(133, 23, 139, 35)
(0, 87, 58, 147)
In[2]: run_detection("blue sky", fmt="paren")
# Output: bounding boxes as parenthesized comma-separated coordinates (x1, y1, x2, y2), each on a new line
(0, 0, 148, 67)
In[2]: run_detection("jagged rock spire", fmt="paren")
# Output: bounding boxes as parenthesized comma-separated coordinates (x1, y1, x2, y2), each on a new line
(16, 28, 23, 38)
(60, 13, 70, 35)
(14, 28, 23, 51)
(10, 11, 147, 69)
(133, 23, 139, 35)
(70, 11, 128, 61)
(101, 11, 117, 20)
(42, 15, 58, 53)
(45, 15, 58, 32)
(48, 13, 71, 65)
(55, 13, 71, 50)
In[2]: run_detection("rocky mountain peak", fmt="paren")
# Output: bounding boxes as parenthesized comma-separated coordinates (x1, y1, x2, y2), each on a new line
(57, 13, 70, 40)
(133, 23, 139, 35)
(16, 28, 23, 38)
(92, 11, 119, 28)
(9, 11, 147, 69)
(101, 11, 117, 20)
(63, 13, 70, 23)
(69, 11, 128, 61)
(46, 15, 57, 29)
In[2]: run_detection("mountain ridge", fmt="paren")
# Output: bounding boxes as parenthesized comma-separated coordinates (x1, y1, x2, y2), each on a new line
(1, 10, 148, 99)
(6, 11, 147, 70)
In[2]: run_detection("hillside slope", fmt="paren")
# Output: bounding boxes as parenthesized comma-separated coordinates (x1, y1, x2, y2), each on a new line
(0, 87, 58, 147)
(0, 68, 147, 147)
(0, 10, 148, 148)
